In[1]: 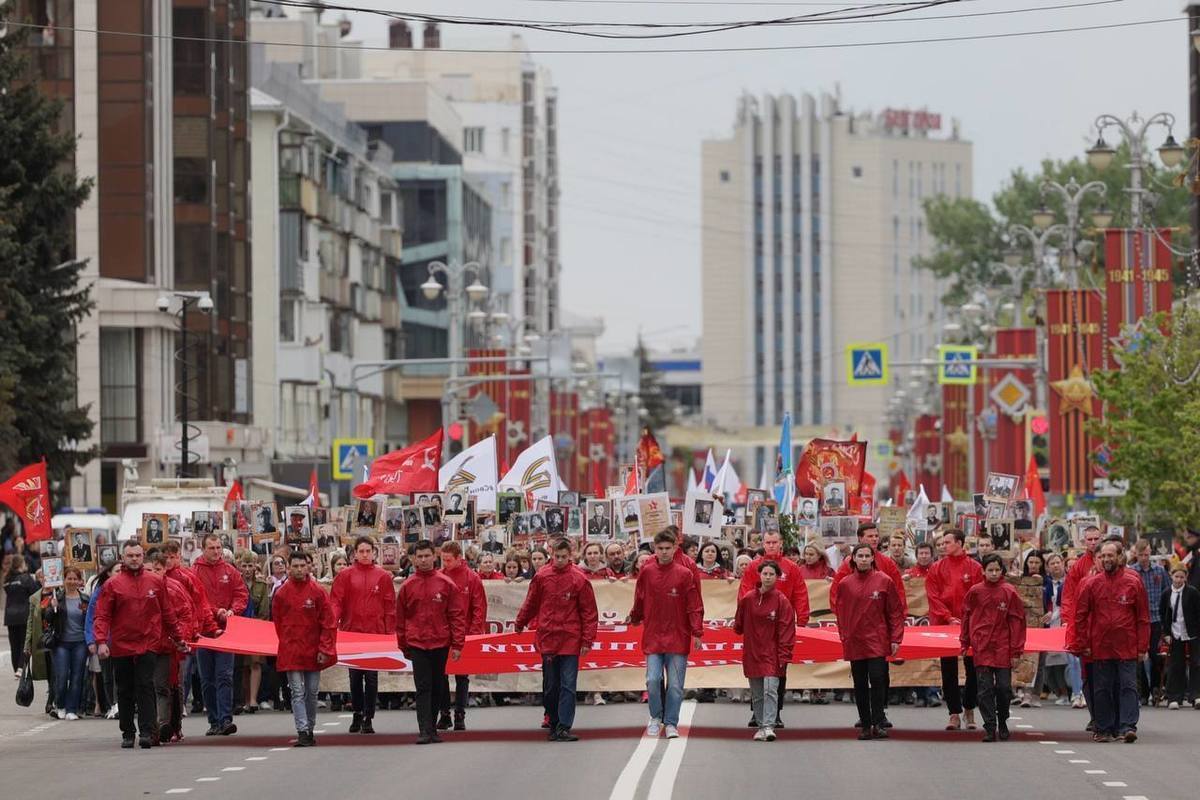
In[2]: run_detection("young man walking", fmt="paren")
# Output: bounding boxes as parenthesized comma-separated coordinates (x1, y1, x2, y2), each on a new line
(272, 552, 337, 747)
(516, 538, 598, 742)
(960, 554, 1027, 742)
(628, 531, 704, 739)
(330, 536, 396, 734)
(437, 541, 487, 731)
(925, 528, 984, 731)
(191, 533, 248, 736)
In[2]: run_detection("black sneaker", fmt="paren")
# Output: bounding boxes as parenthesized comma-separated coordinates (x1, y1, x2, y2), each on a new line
(294, 731, 312, 748)
(998, 722, 1010, 741)
(436, 711, 452, 730)
(554, 726, 579, 742)
(121, 736, 135, 749)
(982, 728, 996, 743)
(138, 736, 152, 749)
(872, 726, 889, 740)
(773, 718, 785, 729)
(453, 710, 466, 731)
(431, 733, 444, 743)
(190, 703, 204, 715)
(857, 727, 874, 740)
(747, 717, 758, 728)
(854, 719, 865, 728)
(219, 722, 238, 736)
(349, 713, 362, 733)
(879, 717, 893, 729)
(307, 729, 317, 746)
(415, 734, 433, 745)
(360, 719, 375, 735)
(205, 724, 221, 736)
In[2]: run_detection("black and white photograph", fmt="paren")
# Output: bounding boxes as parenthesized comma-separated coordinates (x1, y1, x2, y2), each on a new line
(481, 525, 507, 554)
(1145, 529, 1174, 558)
(353, 499, 379, 529)
(566, 506, 583, 536)
(621, 498, 640, 525)
(720, 524, 748, 546)
(192, 510, 223, 535)
(987, 518, 1014, 553)
(545, 505, 566, 535)
(797, 496, 819, 524)
(379, 542, 401, 571)
(527, 511, 547, 533)
(558, 490, 581, 508)
(315, 523, 340, 549)
(745, 488, 770, 510)
(693, 498, 714, 525)
(310, 508, 329, 527)
(421, 502, 443, 527)
(586, 499, 612, 539)
(383, 505, 406, 535)
(818, 516, 842, 542)
(67, 528, 94, 568)
(983, 472, 1020, 503)
(463, 498, 477, 531)
(141, 513, 168, 547)
(497, 491, 524, 525)
(985, 501, 1009, 521)
(839, 516, 861, 540)
(284, 505, 312, 546)
(97, 543, 118, 569)
(252, 502, 278, 535)
(752, 500, 778, 533)
(180, 536, 198, 564)
(444, 489, 469, 520)
(925, 503, 942, 528)
(972, 493, 988, 517)
(218, 530, 235, 552)
(1042, 518, 1071, 552)
(821, 481, 846, 512)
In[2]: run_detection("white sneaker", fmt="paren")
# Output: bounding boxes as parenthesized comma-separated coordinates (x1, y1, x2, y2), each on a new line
(763, 727, 776, 742)
(646, 719, 661, 737)
(800, 690, 812, 704)
(258, 701, 272, 711)
(664, 725, 679, 739)
(105, 705, 118, 720)
(753, 728, 767, 741)
(65, 712, 78, 721)
(55, 709, 66, 720)
(1169, 701, 1180, 710)
(182, 706, 188, 717)
(1193, 699, 1200, 710)
(1054, 696, 1069, 706)
(593, 693, 606, 706)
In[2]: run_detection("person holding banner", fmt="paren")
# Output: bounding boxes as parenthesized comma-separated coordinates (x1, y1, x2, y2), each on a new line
(515, 538, 599, 742)
(834, 544, 904, 741)
(627, 530, 705, 739)
(438, 541, 487, 731)
(925, 528, 984, 731)
(271, 551, 337, 747)
(395, 540, 466, 745)
(1061, 525, 1102, 724)
(960, 554, 1027, 743)
(192, 533, 248, 737)
(330, 536, 397, 735)
(734, 560, 796, 742)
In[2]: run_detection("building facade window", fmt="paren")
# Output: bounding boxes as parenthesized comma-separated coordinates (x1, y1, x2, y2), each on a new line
(463, 126, 484, 153)
(100, 328, 140, 444)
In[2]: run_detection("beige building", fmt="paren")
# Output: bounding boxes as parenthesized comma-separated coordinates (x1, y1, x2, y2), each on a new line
(701, 91, 972, 477)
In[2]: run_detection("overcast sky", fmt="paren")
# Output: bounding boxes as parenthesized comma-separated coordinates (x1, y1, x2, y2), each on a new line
(335, 0, 1191, 355)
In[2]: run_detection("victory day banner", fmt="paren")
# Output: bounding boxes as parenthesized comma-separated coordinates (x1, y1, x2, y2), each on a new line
(1045, 289, 1103, 496)
(1104, 228, 1174, 368)
(795, 438, 868, 500)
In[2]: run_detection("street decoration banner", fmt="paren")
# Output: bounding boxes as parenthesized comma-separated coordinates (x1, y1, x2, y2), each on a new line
(0, 461, 53, 543)
(795, 438, 867, 501)
(973, 328, 1037, 482)
(941, 384, 969, 499)
(1045, 290, 1103, 495)
(1103, 228, 1174, 369)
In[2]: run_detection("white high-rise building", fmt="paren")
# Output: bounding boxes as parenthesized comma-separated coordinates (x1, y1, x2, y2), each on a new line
(701, 91, 972, 476)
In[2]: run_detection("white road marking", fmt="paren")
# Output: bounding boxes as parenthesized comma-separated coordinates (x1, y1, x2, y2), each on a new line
(646, 702, 698, 800)
(165, 790, 192, 795)
(1123, 796, 1150, 800)
(1039, 741, 1058, 745)
(338, 713, 353, 718)
(1015, 724, 1033, 729)
(322, 722, 340, 726)
(221, 767, 245, 772)
(608, 723, 662, 800)
(245, 756, 267, 761)
(1068, 760, 1090, 764)
(1085, 770, 1107, 775)
(195, 778, 220, 783)
(1102, 782, 1128, 788)
(269, 747, 290, 752)
(1009, 716, 1021, 720)
(1054, 750, 1075, 754)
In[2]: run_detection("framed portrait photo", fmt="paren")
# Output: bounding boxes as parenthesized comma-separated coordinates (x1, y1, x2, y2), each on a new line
(141, 513, 169, 547)
(585, 499, 612, 540)
(284, 505, 313, 546)
(66, 528, 95, 569)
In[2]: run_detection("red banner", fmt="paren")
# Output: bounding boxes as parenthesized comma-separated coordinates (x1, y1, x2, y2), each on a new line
(353, 430, 443, 498)
(1045, 290, 1103, 495)
(1104, 228, 1174, 368)
(0, 461, 53, 543)
(196, 617, 1066, 673)
(941, 384, 968, 499)
(795, 438, 867, 499)
(976, 328, 1037, 481)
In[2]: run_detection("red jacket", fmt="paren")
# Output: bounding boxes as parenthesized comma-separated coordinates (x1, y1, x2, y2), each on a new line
(697, 565, 727, 580)
(960, 580, 1027, 668)
(166, 565, 217, 637)
(330, 562, 397, 634)
(93, 568, 183, 658)
(904, 563, 931, 580)
(395, 569, 466, 651)
(191, 557, 249, 619)
(797, 562, 832, 581)
(578, 564, 615, 580)
(628, 558, 704, 655)
(830, 552, 907, 617)
(1061, 551, 1097, 642)
(1070, 568, 1151, 660)
(156, 575, 196, 654)
(833, 569, 905, 662)
(272, 578, 338, 672)
(442, 561, 488, 636)
(516, 564, 599, 656)
(925, 553, 984, 624)
(734, 586, 795, 678)
(738, 555, 811, 626)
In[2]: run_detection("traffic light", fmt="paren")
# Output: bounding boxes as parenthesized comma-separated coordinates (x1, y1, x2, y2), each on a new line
(1025, 410, 1049, 492)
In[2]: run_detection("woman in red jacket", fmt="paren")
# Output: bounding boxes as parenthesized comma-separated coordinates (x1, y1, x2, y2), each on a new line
(733, 560, 796, 742)
(960, 553, 1027, 742)
(272, 551, 337, 747)
(797, 544, 833, 581)
(696, 542, 727, 580)
(834, 544, 905, 741)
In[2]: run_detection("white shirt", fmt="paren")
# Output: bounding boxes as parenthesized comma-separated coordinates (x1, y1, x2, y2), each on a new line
(1170, 587, 1190, 641)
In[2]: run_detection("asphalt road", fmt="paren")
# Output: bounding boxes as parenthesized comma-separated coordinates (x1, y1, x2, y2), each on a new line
(1, 667, 1198, 800)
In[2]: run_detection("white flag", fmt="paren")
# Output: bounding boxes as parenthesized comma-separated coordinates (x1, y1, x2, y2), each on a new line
(940, 485, 953, 503)
(439, 436, 499, 513)
(499, 435, 564, 503)
(685, 468, 698, 495)
(907, 485, 931, 523)
(711, 449, 732, 498)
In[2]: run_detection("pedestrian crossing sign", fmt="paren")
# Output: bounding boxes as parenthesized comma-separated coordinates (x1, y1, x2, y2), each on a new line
(938, 345, 978, 385)
(846, 342, 889, 386)
(332, 438, 374, 481)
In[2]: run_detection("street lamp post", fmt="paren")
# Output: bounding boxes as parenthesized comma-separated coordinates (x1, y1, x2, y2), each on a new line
(420, 261, 489, 431)
(156, 291, 214, 478)
(1037, 178, 1109, 289)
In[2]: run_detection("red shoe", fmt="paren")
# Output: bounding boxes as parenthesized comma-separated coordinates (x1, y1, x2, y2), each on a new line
(541, 714, 551, 729)
(640, 692, 648, 704)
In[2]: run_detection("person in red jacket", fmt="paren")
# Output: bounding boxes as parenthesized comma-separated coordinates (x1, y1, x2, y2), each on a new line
(734, 560, 796, 742)
(192, 533, 249, 736)
(330, 535, 397, 735)
(904, 543, 935, 580)
(396, 539, 466, 745)
(438, 541, 487, 731)
(93, 541, 185, 749)
(924, 528, 984, 731)
(1071, 540, 1151, 743)
(1061, 525, 1102, 723)
(738, 530, 809, 728)
(834, 543, 904, 741)
(146, 549, 209, 743)
(515, 537, 599, 742)
(272, 551, 337, 747)
(960, 554, 1027, 743)
(162, 540, 214, 718)
(627, 530, 704, 739)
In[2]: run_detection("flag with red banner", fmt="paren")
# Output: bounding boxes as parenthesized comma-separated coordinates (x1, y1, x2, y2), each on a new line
(0, 461, 53, 543)
(795, 438, 868, 498)
(353, 430, 443, 499)
(303, 468, 321, 508)
(895, 471, 912, 505)
(224, 479, 243, 512)
(1024, 454, 1046, 519)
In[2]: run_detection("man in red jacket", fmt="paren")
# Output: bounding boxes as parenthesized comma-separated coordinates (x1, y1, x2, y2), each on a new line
(191, 533, 248, 736)
(734, 560, 797, 742)
(93, 541, 185, 749)
(960, 554, 1027, 743)
(1072, 540, 1151, 743)
(738, 529, 809, 728)
(272, 551, 337, 747)
(146, 549, 210, 743)
(627, 530, 704, 739)
(330, 535, 397, 735)
(438, 540, 487, 731)
(925, 528, 984, 731)
(162, 540, 213, 718)
(516, 537, 599, 742)
(1061, 524, 1102, 723)
(396, 539, 466, 745)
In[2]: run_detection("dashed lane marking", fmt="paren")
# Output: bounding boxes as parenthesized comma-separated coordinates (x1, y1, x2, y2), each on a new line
(1102, 783, 1128, 788)
(245, 756, 267, 761)
(221, 767, 245, 772)
(1084, 770, 1107, 775)
(195, 778, 220, 783)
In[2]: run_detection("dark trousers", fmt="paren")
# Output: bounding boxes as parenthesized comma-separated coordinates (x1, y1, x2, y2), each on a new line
(1092, 659, 1139, 736)
(939, 655, 977, 714)
(7, 624, 26, 672)
(542, 654, 580, 731)
(440, 674, 469, 714)
(112, 653, 158, 740)
(1137, 622, 1163, 698)
(1082, 660, 1095, 720)
(349, 668, 379, 720)
(850, 657, 888, 727)
(409, 647, 449, 736)
(1166, 639, 1200, 702)
(976, 666, 1012, 731)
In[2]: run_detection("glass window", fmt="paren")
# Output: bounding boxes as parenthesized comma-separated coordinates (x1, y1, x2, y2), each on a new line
(100, 328, 139, 444)
(172, 8, 208, 96)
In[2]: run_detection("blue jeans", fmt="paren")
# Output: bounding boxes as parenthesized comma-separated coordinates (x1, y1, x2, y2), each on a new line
(1092, 659, 1139, 736)
(287, 671, 321, 734)
(645, 653, 688, 727)
(52, 640, 88, 714)
(542, 655, 579, 731)
(196, 649, 234, 726)
(1065, 654, 1083, 696)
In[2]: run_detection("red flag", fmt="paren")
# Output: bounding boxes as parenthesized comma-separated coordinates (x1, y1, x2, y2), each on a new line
(353, 430, 442, 499)
(860, 470, 876, 499)
(307, 468, 322, 509)
(636, 428, 665, 474)
(895, 471, 912, 505)
(0, 462, 53, 543)
(795, 438, 867, 498)
(223, 480, 244, 514)
(1024, 455, 1046, 518)
(624, 466, 638, 496)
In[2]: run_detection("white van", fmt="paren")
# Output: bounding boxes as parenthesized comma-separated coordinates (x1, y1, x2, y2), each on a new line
(117, 478, 229, 543)
(49, 507, 123, 555)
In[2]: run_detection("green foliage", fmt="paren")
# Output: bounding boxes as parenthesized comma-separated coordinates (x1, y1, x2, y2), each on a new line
(1089, 309, 1200, 530)
(0, 27, 96, 488)
(635, 337, 676, 432)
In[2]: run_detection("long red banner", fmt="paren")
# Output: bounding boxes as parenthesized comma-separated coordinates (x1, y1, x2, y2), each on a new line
(197, 617, 1066, 674)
